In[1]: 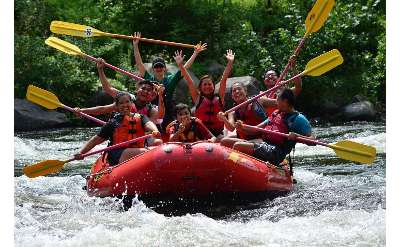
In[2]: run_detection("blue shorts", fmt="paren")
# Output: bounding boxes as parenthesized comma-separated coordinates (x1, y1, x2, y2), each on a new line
(253, 142, 284, 165)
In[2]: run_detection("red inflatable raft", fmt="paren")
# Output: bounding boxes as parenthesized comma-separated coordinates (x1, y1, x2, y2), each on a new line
(86, 141, 294, 200)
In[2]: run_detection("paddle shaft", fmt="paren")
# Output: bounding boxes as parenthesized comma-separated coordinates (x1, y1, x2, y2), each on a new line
(102, 32, 196, 48)
(267, 33, 308, 98)
(225, 73, 303, 114)
(62, 104, 106, 125)
(82, 53, 144, 81)
(28, 87, 106, 125)
(244, 125, 374, 157)
(66, 133, 154, 163)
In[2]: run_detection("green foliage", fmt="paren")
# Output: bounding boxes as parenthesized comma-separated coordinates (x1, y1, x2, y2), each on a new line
(15, 0, 385, 118)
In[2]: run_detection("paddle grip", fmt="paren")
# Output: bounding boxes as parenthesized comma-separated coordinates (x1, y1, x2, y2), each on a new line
(225, 73, 302, 114)
(267, 36, 307, 98)
(84, 54, 144, 81)
(62, 105, 106, 125)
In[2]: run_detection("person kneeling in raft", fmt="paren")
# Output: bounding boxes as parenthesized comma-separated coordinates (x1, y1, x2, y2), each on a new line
(167, 103, 217, 143)
(232, 89, 313, 165)
(74, 92, 162, 166)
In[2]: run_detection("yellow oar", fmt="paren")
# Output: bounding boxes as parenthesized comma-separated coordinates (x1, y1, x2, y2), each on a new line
(45, 37, 144, 81)
(268, 0, 335, 97)
(243, 125, 376, 164)
(23, 133, 154, 178)
(50, 20, 197, 49)
(226, 49, 343, 113)
(26, 85, 106, 125)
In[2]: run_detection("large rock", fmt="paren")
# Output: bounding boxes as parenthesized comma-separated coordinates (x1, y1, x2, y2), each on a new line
(215, 76, 262, 111)
(87, 87, 114, 107)
(342, 100, 376, 121)
(14, 98, 70, 131)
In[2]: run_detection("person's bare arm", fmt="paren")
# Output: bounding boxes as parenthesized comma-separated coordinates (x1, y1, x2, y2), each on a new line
(132, 32, 146, 77)
(74, 103, 116, 116)
(288, 55, 302, 96)
(174, 50, 199, 103)
(169, 124, 185, 142)
(184, 43, 207, 69)
(217, 112, 235, 132)
(97, 58, 120, 98)
(77, 135, 106, 156)
(258, 96, 277, 109)
(219, 49, 235, 104)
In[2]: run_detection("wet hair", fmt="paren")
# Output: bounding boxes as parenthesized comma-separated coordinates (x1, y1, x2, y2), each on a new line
(230, 81, 247, 94)
(263, 69, 280, 79)
(198, 75, 214, 89)
(115, 91, 132, 105)
(175, 103, 191, 116)
(277, 88, 295, 106)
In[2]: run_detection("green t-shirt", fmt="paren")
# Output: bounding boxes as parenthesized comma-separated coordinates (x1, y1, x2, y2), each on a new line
(144, 70, 182, 99)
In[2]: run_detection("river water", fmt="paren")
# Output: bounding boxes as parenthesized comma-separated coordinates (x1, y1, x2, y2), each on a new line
(14, 122, 386, 247)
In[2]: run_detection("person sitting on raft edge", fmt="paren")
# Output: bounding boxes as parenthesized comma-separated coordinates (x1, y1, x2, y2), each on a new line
(74, 92, 162, 166)
(231, 88, 313, 166)
(167, 103, 216, 143)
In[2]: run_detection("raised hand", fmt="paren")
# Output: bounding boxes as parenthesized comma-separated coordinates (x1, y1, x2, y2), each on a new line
(132, 32, 141, 46)
(173, 50, 185, 65)
(157, 85, 165, 97)
(96, 58, 106, 69)
(225, 49, 235, 62)
(194, 42, 207, 54)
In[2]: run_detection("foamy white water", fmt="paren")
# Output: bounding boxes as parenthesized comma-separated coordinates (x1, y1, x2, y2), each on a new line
(14, 124, 386, 246)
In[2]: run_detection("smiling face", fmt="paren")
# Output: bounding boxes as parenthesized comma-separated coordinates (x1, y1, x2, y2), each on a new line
(152, 65, 166, 79)
(136, 83, 154, 102)
(199, 78, 215, 96)
(176, 108, 191, 125)
(231, 83, 247, 103)
(263, 70, 278, 88)
(115, 95, 132, 115)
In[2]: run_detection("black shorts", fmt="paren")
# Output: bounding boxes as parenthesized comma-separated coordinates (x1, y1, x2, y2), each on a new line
(253, 142, 284, 165)
(107, 148, 124, 166)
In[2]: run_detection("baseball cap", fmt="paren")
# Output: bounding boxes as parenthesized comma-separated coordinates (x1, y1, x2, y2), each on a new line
(152, 57, 166, 68)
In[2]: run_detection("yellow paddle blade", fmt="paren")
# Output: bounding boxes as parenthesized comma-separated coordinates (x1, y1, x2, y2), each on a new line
(50, 20, 106, 38)
(303, 49, 343, 76)
(329, 140, 376, 164)
(305, 0, 335, 35)
(26, 85, 62, 110)
(45, 37, 84, 56)
(23, 160, 67, 178)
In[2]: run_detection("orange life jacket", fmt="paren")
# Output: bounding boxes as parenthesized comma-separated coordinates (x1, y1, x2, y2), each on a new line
(167, 117, 199, 143)
(194, 95, 224, 136)
(112, 113, 146, 148)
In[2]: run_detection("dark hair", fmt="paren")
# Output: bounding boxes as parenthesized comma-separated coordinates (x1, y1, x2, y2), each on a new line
(263, 69, 280, 79)
(230, 81, 247, 94)
(277, 88, 295, 106)
(115, 91, 132, 105)
(175, 103, 190, 116)
(138, 80, 156, 88)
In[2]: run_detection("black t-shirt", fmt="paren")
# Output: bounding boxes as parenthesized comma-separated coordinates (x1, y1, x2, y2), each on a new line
(97, 113, 150, 141)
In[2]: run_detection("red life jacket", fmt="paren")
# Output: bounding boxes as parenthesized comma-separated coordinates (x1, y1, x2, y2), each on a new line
(194, 95, 224, 135)
(167, 117, 199, 143)
(235, 101, 267, 139)
(112, 113, 146, 148)
(263, 110, 289, 146)
(266, 106, 277, 116)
